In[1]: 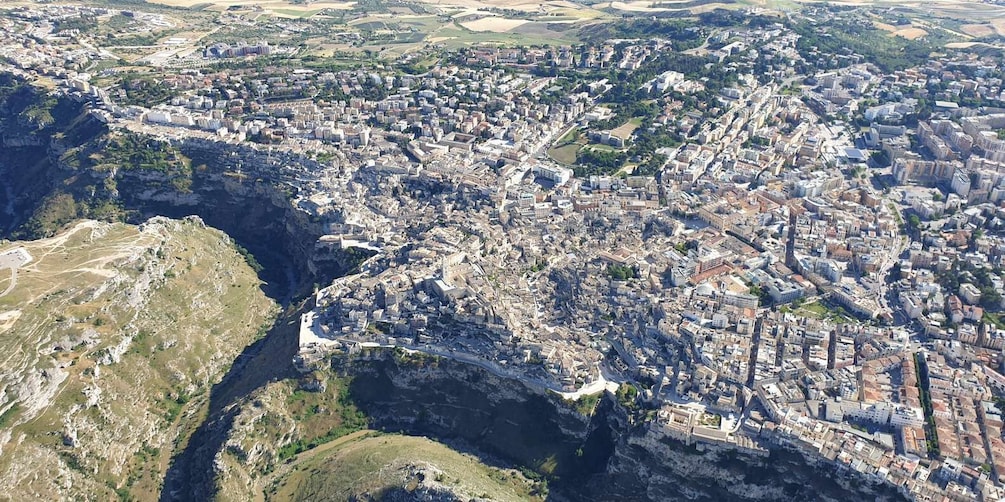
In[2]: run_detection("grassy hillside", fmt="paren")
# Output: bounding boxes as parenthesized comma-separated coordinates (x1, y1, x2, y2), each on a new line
(0, 217, 277, 500)
(212, 365, 552, 501)
(269, 432, 545, 502)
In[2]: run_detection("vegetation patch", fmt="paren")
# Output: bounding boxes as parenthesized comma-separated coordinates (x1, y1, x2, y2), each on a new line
(277, 378, 369, 460)
(793, 300, 852, 323)
(567, 392, 602, 416)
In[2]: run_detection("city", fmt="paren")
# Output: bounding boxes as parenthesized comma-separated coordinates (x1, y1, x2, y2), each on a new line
(3, 0, 1005, 500)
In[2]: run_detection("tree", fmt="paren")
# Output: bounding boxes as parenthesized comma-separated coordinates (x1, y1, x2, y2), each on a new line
(870, 150, 891, 168)
(889, 262, 902, 283)
(905, 214, 922, 236)
(607, 264, 636, 281)
(968, 229, 984, 251)
(749, 285, 771, 306)
(981, 287, 1002, 310)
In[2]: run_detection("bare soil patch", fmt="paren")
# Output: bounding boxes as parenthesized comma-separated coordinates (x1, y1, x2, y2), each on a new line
(962, 24, 995, 38)
(893, 27, 928, 39)
(460, 17, 530, 32)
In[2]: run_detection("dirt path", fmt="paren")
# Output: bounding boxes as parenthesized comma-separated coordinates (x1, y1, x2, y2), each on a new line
(0, 268, 16, 298)
(254, 429, 377, 500)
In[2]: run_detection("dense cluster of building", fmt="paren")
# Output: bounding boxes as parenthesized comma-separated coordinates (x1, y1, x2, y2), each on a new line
(6, 3, 1005, 500)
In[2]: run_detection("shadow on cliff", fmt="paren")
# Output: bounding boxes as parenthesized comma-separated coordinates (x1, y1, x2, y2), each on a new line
(159, 299, 307, 502)
(117, 182, 311, 305)
(158, 234, 370, 501)
(342, 356, 619, 501)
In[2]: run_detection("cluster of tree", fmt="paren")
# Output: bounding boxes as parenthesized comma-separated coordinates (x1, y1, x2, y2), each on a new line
(529, 259, 548, 273)
(17, 95, 57, 130)
(749, 284, 771, 306)
(0, 75, 59, 134)
(633, 153, 667, 177)
(99, 133, 191, 175)
(604, 52, 736, 102)
(698, 9, 779, 29)
(353, 82, 383, 101)
(606, 263, 637, 281)
(936, 260, 1004, 311)
(870, 150, 891, 167)
(574, 148, 627, 177)
(53, 15, 98, 33)
(120, 74, 175, 107)
(102, 32, 169, 47)
(791, 15, 939, 73)
(615, 383, 639, 411)
(913, 353, 941, 458)
(568, 51, 737, 175)
(233, 243, 264, 273)
(17, 190, 126, 240)
(601, 20, 707, 51)
(314, 82, 351, 102)
(889, 262, 903, 282)
(276, 382, 368, 460)
(743, 135, 770, 148)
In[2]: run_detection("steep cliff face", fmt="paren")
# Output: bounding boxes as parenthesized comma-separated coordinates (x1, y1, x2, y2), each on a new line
(334, 352, 907, 502)
(113, 163, 320, 298)
(589, 432, 906, 502)
(0, 75, 107, 236)
(340, 352, 615, 482)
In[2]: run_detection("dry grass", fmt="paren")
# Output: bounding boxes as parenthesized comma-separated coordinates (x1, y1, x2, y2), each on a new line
(608, 0, 739, 12)
(609, 0, 666, 11)
(0, 219, 277, 500)
(872, 21, 928, 40)
(961, 24, 995, 37)
(893, 27, 928, 39)
(416, 0, 604, 15)
(414, 0, 549, 11)
(873, 21, 897, 32)
(271, 434, 541, 502)
(610, 119, 641, 140)
(548, 143, 581, 165)
(460, 17, 530, 32)
(992, 19, 1005, 37)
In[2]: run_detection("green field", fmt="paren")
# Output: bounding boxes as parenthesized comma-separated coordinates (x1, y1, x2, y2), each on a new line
(548, 127, 585, 165)
(985, 312, 1005, 330)
(794, 300, 852, 323)
(549, 143, 581, 165)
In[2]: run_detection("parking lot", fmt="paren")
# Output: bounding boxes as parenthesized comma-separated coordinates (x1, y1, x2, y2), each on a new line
(0, 248, 32, 270)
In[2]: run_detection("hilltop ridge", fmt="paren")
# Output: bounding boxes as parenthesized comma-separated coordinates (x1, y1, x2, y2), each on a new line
(0, 217, 277, 500)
